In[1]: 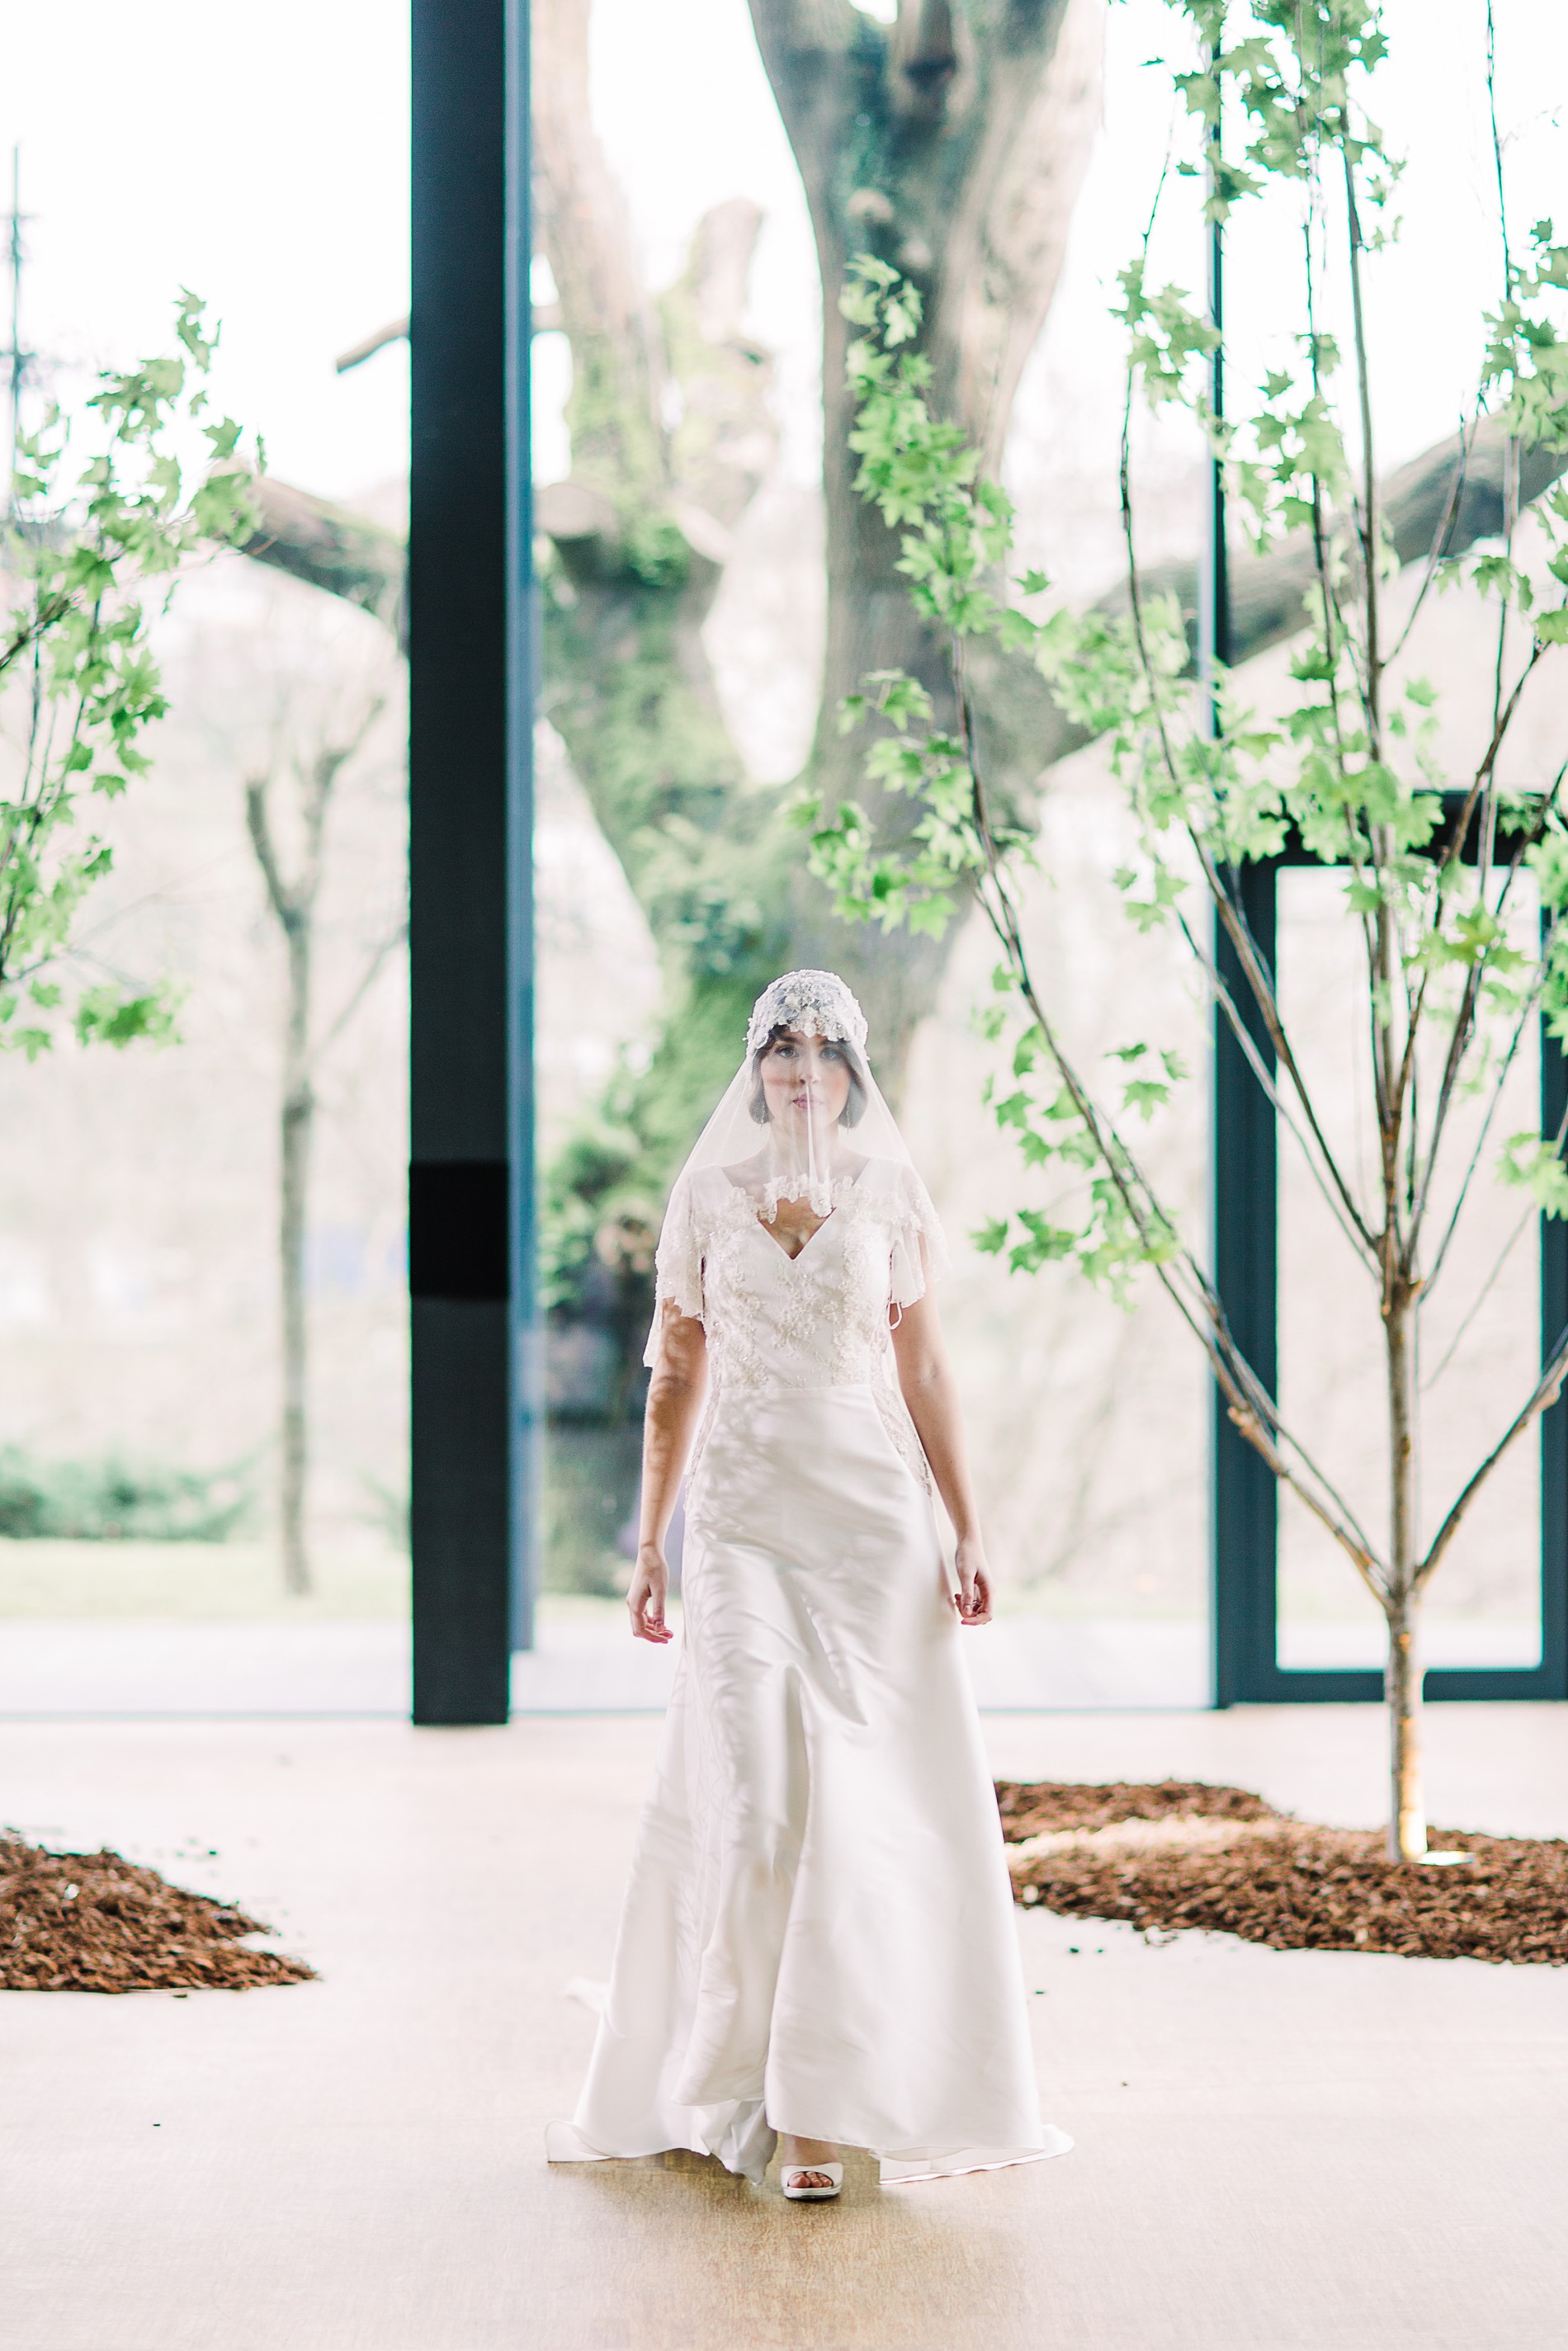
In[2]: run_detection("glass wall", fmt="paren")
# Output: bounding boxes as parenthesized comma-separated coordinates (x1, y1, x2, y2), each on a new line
(0, 4, 411, 1715)
(1276, 865, 1544, 1676)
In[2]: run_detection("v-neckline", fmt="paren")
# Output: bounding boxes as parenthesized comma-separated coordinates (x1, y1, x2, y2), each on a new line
(720, 1161, 865, 1264)
(756, 1208, 835, 1266)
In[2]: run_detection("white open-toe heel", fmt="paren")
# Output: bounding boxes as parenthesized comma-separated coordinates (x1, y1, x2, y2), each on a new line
(782, 2161, 843, 2202)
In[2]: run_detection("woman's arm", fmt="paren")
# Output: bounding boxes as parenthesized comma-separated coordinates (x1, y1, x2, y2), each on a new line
(890, 1290, 994, 1626)
(627, 1304, 709, 1644)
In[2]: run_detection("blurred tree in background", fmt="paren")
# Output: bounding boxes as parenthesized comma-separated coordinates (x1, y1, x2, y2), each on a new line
(240, 689, 399, 1595)
(0, 1445, 253, 1543)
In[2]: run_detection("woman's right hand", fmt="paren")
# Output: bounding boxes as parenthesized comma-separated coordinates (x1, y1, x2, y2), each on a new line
(627, 1545, 673, 1645)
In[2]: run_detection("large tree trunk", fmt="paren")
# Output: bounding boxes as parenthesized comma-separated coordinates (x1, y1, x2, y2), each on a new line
(239, 478, 405, 637)
(530, 0, 794, 1112)
(749, 0, 1103, 1058)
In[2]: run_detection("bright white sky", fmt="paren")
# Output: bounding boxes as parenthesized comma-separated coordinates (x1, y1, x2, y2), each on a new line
(1, 2, 411, 500)
(0, 0, 1562, 506)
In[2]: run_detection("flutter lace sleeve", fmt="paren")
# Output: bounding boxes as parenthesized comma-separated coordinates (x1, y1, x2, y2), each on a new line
(644, 1173, 707, 1365)
(888, 1161, 949, 1312)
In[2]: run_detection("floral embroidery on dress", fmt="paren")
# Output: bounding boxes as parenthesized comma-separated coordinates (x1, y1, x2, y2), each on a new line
(650, 1158, 944, 1495)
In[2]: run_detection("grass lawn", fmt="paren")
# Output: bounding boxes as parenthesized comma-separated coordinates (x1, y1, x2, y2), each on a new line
(0, 1539, 409, 1620)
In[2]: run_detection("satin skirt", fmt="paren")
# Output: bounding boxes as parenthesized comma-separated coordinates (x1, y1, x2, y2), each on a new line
(545, 1382, 1071, 2185)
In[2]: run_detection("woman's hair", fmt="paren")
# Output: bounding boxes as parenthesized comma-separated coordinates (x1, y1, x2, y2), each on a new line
(748, 1024, 868, 1126)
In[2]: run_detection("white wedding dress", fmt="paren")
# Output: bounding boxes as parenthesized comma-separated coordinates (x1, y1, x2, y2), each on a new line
(546, 1155, 1071, 2184)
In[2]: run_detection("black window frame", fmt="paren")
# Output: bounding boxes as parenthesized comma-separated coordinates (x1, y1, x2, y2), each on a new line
(1211, 801, 1568, 1703)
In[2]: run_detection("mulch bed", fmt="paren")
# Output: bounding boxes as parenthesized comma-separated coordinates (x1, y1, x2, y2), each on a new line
(1, 1835, 315, 1992)
(996, 1779, 1568, 1965)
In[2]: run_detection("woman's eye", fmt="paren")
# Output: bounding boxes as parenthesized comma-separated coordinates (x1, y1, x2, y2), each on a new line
(822, 1045, 843, 1063)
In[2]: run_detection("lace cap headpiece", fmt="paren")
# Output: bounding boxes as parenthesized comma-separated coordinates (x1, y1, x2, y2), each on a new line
(645, 965, 947, 1360)
(745, 969, 868, 1057)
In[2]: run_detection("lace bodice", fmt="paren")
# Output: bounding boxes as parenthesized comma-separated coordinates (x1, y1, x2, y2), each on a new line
(649, 1156, 945, 1487)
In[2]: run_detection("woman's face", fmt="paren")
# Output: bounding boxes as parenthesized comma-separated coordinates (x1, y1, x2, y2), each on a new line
(758, 1028, 852, 1132)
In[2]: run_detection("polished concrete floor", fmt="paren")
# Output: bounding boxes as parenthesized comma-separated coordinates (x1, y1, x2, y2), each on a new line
(0, 1611, 1541, 1716)
(0, 1610, 1213, 1713)
(2, 1704, 1567, 2350)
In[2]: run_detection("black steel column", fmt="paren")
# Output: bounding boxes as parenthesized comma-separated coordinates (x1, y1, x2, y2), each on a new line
(505, 0, 542, 1657)
(409, 0, 534, 1725)
(1211, 866, 1282, 1706)
(1203, 108, 1304, 1702)
(1199, 160, 1278, 1707)
(1202, 138, 1294, 1703)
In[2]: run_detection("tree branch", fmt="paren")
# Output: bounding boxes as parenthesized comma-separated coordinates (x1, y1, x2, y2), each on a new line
(1402, 648, 1548, 1265)
(1137, 416, 1568, 673)
(306, 920, 409, 1079)
(1174, 901, 1380, 1271)
(952, 641, 1387, 1589)
(1416, 1321, 1568, 1593)
(534, 0, 669, 500)
(243, 697, 384, 939)
(1424, 779, 1568, 1299)
(234, 375, 1568, 816)
(243, 775, 295, 930)
(238, 478, 405, 638)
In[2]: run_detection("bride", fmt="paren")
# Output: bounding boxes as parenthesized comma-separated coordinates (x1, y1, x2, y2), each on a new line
(547, 970, 1071, 2200)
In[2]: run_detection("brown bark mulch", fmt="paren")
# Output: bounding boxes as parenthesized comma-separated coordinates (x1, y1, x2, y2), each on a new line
(997, 1777, 1278, 1839)
(996, 1780, 1568, 1965)
(1, 1835, 316, 1992)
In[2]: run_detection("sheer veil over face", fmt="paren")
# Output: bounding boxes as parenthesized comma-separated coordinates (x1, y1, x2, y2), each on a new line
(647, 970, 948, 1357)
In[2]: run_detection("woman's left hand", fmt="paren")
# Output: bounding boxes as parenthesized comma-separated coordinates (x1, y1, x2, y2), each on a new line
(952, 1537, 994, 1626)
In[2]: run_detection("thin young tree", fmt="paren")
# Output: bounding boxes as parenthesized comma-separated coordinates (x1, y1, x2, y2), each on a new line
(1, 295, 255, 1054)
(243, 695, 399, 1596)
(805, 0, 1568, 1859)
